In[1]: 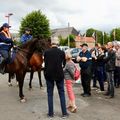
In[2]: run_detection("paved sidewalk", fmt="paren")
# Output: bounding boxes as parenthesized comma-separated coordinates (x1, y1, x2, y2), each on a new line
(0, 73, 120, 120)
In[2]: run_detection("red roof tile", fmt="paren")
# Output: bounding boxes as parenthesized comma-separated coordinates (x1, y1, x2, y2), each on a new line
(75, 36, 95, 43)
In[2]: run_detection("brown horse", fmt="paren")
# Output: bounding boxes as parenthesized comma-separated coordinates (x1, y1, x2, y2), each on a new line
(27, 39, 50, 88)
(8, 39, 50, 89)
(28, 52, 44, 89)
(4, 38, 48, 102)
(8, 53, 44, 89)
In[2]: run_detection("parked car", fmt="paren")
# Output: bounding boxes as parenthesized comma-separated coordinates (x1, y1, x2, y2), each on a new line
(69, 48, 81, 63)
(58, 46, 69, 52)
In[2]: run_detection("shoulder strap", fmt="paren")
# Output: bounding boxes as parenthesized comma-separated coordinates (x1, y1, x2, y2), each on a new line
(1, 30, 11, 38)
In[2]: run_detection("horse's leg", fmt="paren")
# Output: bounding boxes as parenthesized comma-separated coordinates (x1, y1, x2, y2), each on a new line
(38, 70, 43, 88)
(8, 73, 12, 86)
(8, 73, 18, 86)
(29, 71, 34, 89)
(16, 71, 26, 102)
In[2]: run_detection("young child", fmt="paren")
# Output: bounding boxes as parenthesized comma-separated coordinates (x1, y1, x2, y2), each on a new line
(63, 51, 77, 113)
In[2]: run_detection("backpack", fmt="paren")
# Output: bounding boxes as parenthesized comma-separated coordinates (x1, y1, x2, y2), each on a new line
(74, 65, 80, 80)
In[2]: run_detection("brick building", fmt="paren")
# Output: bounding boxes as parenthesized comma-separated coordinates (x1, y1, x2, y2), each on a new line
(75, 35, 95, 48)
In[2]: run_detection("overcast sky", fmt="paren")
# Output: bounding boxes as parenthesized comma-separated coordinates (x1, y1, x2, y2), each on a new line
(0, 0, 120, 33)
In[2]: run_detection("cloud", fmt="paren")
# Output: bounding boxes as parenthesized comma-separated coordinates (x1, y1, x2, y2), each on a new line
(0, 0, 120, 33)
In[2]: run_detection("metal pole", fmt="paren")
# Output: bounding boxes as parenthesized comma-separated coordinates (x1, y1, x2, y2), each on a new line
(68, 22, 70, 47)
(114, 29, 116, 41)
(103, 31, 104, 45)
(5, 13, 13, 26)
(95, 31, 97, 43)
(84, 32, 86, 43)
(8, 16, 10, 25)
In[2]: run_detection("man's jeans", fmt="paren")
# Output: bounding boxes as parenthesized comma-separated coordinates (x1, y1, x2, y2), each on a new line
(107, 71, 115, 97)
(46, 79, 67, 116)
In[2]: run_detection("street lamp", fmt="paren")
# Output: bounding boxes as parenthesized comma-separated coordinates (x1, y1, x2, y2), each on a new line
(5, 13, 13, 26)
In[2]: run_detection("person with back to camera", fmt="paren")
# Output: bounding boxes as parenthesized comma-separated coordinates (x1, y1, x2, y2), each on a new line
(0, 23, 13, 74)
(44, 43, 68, 119)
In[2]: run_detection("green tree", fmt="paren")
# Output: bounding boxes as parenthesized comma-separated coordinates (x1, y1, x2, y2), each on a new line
(95, 30, 103, 44)
(59, 36, 67, 46)
(103, 32, 110, 44)
(19, 10, 51, 38)
(86, 28, 103, 44)
(86, 28, 95, 37)
(110, 28, 120, 41)
(59, 34, 75, 48)
(68, 34, 75, 48)
(86, 28, 111, 45)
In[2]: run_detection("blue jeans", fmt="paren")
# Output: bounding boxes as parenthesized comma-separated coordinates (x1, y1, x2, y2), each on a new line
(97, 66, 104, 91)
(46, 79, 67, 116)
(0, 49, 9, 62)
(93, 67, 98, 87)
(107, 71, 115, 97)
(114, 67, 120, 87)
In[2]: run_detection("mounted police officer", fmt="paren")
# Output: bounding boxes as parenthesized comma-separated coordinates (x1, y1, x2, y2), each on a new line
(0, 23, 13, 74)
(20, 28, 32, 44)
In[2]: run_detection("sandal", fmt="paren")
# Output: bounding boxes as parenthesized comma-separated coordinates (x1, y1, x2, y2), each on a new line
(70, 106, 77, 113)
(67, 105, 72, 111)
(67, 106, 72, 109)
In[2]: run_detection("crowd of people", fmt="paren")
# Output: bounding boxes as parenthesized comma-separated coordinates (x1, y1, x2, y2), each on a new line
(43, 41, 120, 119)
(0, 22, 120, 119)
(76, 42, 120, 99)
(90, 42, 119, 98)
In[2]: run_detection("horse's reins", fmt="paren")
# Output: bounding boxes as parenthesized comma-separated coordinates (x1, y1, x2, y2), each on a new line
(15, 46, 30, 54)
(14, 46, 44, 58)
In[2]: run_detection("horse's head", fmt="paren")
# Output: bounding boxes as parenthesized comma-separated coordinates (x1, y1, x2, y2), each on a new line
(18, 38, 50, 59)
(36, 38, 50, 53)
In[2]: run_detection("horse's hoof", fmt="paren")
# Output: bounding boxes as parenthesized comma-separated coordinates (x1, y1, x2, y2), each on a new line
(8, 82, 12, 87)
(16, 82, 19, 87)
(29, 88, 33, 91)
(20, 98, 26, 103)
(40, 86, 44, 90)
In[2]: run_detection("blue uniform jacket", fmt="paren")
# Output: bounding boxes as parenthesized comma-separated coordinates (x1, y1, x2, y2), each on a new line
(79, 50, 92, 69)
(20, 34, 32, 44)
(0, 32, 13, 50)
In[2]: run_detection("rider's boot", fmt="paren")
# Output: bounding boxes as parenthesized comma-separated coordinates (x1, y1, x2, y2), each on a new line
(0, 60, 5, 74)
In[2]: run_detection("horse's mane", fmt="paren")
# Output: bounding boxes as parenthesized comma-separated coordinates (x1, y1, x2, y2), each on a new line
(18, 38, 50, 53)
(20, 38, 38, 49)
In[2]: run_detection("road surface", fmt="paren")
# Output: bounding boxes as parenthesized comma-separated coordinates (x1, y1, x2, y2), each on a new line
(0, 72, 120, 120)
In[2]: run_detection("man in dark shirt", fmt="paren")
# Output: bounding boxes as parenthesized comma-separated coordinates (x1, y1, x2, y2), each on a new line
(44, 43, 68, 118)
(77, 43, 92, 97)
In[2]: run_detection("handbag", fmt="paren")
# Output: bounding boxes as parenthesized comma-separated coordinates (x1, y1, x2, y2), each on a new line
(74, 65, 80, 81)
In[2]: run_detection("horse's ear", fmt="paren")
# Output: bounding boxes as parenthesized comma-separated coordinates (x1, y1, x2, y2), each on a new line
(33, 38, 38, 41)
